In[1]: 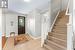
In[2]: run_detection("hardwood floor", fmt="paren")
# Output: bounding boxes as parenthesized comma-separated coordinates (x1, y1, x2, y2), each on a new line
(2, 36, 6, 48)
(3, 34, 47, 50)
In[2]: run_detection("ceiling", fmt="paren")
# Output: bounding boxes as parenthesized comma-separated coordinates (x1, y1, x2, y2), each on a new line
(8, 0, 50, 14)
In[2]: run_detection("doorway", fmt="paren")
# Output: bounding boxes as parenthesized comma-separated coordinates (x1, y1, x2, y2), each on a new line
(18, 16, 25, 35)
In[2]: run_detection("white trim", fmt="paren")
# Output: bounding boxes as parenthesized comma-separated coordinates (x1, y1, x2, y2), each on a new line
(28, 33, 41, 39)
(50, 11, 60, 32)
(66, 0, 71, 15)
(66, 0, 73, 50)
(67, 23, 73, 50)
(0, 8, 2, 50)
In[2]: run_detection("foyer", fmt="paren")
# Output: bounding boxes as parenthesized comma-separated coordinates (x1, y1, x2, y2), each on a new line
(1, 0, 73, 50)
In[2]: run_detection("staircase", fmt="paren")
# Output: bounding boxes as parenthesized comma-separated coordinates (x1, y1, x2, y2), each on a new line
(44, 10, 69, 50)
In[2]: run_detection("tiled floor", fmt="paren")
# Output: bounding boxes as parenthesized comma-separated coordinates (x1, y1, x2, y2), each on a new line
(3, 36, 47, 50)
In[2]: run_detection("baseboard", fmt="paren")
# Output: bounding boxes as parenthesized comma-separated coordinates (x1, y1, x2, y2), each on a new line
(6, 33, 41, 39)
(27, 33, 41, 39)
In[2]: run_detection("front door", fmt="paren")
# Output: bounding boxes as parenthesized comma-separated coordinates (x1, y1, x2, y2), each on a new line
(18, 16, 25, 35)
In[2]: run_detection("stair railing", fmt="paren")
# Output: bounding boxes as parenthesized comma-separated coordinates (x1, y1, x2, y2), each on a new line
(66, 0, 73, 50)
(50, 11, 60, 32)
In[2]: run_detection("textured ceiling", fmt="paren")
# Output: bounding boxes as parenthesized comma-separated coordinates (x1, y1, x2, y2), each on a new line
(8, 0, 50, 14)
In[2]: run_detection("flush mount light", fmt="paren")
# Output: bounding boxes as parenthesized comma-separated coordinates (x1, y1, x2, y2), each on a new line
(24, 0, 31, 2)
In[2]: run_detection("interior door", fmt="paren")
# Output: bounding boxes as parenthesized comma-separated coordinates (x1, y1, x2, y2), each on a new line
(18, 16, 25, 35)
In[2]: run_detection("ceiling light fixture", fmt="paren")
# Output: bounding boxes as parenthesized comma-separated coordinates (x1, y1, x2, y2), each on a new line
(24, 0, 31, 2)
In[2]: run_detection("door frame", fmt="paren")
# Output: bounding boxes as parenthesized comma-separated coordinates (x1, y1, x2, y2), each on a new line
(18, 16, 25, 35)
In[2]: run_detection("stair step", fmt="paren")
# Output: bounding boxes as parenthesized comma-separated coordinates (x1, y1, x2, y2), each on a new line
(48, 32, 67, 37)
(56, 21, 68, 24)
(52, 31, 67, 34)
(45, 40, 66, 50)
(52, 29, 67, 33)
(51, 32, 67, 35)
(47, 40, 66, 49)
(48, 34, 67, 40)
(55, 22, 68, 24)
(58, 16, 69, 19)
(54, 26, 67, 28)
(50, 32, 67, 35)
(53, 28, 67, 32)
(56, 18, 69, 23)
(54, 24, 67, 26)
(47, 34, 67, 47)
(53, 29, 67, 32)
(44, 44, 65, 50)
(56, 19, 68, 22)
(44, 44, 55, 50)
(56, 21, 68, 23)
(53, 27, 67, 30)
(48, 36, 66, 42)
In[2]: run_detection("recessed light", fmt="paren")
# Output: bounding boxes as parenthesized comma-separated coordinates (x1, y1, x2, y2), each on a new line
(24, 0, 30, 2)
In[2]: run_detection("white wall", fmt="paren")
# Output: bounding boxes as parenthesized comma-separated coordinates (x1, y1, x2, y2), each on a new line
(26, 9, 41, 38)
(61, 0, 69, 10)
(50, 0, 61, 28)
(0, 9, 2, 33)
(5, 13, 18, 37)
(35, 10, 41, 37)
(73, 0, 75, 34)
(26, 11, 35, 37)
(73, 0, 75, 10)
(73, 10, 75, 48)
(2, 14, 6, 36)
(41, 11, 50, 39)
(2, 11, 25, 37)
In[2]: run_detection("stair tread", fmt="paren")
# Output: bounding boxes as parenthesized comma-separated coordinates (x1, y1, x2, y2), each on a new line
(53, 29, 67, 32)
(53, 27, 67, 29)
(54, 26, 67, 27)
(48, 32, 67, 36)
(51, 32, 67, 35)
(47, 36, 67, 47)
(53, 28, 67, 30)
(46, 40, 66, 49)
(52, 31, 67, 33)
(48, 36, 66, 42)
(48, 35, 67, 41)
(44, 44, 55, 50)
(44, 43, 65, 50)
(49, 32, 67, 35)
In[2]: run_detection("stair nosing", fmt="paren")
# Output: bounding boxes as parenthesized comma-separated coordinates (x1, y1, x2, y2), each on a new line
(53, 29, 67, 32)
(51, 32, 67, 34)
(48, 33, 67, 36)
(47, 40, 66, 49)
(52, 31, 67, 34)
(48, 36, 66, 42)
